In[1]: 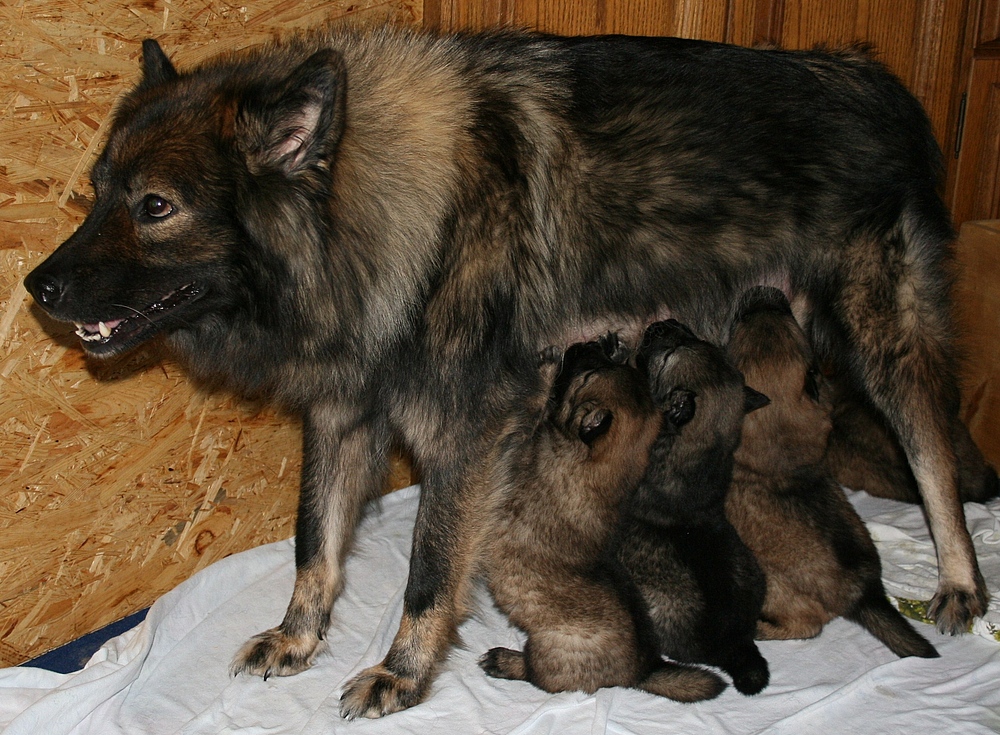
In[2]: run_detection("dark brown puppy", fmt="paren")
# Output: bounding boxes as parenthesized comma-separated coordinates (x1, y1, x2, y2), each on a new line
(23, 28, 981, 717)
(725, 287, 939, 658)
(482, 338, 726, 702)
(616, 320, 770, 695)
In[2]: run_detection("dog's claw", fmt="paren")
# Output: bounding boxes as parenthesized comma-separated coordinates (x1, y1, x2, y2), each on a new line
(928, 582, 989, 635)
(230, 626, 325, 679)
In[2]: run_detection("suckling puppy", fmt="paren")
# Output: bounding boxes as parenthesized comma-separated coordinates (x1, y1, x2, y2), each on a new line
(725, 286, 939, 658)
(615, 320, 771, 696)
(482, 338, 726, 702)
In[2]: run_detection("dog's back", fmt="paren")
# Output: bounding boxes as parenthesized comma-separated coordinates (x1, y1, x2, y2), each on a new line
(726, 287, 938, 658)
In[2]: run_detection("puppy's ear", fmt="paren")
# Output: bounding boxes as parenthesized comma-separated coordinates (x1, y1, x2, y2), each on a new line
(666, 389, 696, 427)
(237, 49, 347, 175)
(744, 386, 770, 413)
(140, 40, 178, 88)
(579, 408, 613, 445)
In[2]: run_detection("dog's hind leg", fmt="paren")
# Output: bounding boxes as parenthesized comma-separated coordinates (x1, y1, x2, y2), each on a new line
(231, 402, 388, 679)
(639, 662, 728, 702)
(846, 581, 939, 658)
(828, 221, 988, 634)
(480, 647, 528, 681)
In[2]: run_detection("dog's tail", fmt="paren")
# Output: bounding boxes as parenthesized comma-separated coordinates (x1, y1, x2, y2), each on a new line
(847, 583, 939, 658)
(638, 661, 727, 703)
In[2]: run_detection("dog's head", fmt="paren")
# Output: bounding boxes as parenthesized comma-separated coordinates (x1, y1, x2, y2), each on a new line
(728, 286, 832, 471)
(24, 40, 348, 359)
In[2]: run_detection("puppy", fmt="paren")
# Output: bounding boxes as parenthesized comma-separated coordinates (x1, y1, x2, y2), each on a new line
(481, 338, 726, 702)
(725, 287, 939, 658)
(615, 320, 771, 696)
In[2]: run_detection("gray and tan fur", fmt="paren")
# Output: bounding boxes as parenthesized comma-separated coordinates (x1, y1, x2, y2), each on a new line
(725, 287, 939, 658)
(24, 27, 984, 717)
(481, 338, 726, 702)
(616, 320, 770, 695)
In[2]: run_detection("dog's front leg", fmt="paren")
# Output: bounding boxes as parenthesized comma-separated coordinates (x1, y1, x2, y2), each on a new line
(231, 402, 388, 679)
(339, 452, 494, 719)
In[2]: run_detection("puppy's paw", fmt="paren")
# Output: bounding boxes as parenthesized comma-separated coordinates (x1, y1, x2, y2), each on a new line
(928, 582, 988, 635)
(479, 647, 527, 680)
(230, 627, 324, 680)
(339, 664, 424, 719)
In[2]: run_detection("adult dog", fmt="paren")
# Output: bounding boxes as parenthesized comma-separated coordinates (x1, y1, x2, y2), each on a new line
(25, 25, 985, 718)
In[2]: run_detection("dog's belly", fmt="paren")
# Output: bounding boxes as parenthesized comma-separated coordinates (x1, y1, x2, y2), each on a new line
(545, 270, 792, 350)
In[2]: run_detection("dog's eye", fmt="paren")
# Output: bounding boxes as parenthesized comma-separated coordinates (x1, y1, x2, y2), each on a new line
(142, 195, 174, 219)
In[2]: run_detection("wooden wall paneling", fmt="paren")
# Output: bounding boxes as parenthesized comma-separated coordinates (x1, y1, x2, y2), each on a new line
(424, 0, 730, 40)
(778, 1, 971, 151)
(948, 0, 1000, 225)
(724, 0, 785, 46)
(976, 0, 1000, 43)
(950, 51, 1000, 224)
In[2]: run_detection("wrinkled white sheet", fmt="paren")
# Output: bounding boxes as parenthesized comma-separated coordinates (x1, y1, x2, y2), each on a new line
(2, 485, 999, 734)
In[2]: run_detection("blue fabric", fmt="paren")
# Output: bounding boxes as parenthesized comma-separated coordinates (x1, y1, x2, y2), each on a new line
(22, 610, 148, 674)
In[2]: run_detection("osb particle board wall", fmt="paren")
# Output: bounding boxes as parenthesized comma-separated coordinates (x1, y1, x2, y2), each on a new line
(0, 0, 420, 666)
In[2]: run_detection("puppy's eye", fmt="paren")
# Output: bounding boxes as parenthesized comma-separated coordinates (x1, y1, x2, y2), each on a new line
(666, 389, 696, 427)
(804, 368, 821, 402)
(142, 195, 174, 219)
(578, 408, 613, 445)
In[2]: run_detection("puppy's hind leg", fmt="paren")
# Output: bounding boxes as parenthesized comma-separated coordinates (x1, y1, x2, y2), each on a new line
(717, 641, 769, 696)
(639, 662, 728, 703)
(232, 403, 388, 679)
(846, 582, 939, 659)
(479, 647, 528, 681)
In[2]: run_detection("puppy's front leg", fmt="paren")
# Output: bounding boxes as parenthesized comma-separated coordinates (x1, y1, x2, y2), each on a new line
(232, 402, 388, 679)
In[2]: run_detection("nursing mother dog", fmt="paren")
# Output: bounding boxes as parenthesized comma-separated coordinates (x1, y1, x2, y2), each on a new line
(24, 25, 986, 718)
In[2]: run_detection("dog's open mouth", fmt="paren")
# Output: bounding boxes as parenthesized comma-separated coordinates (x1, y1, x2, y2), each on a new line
(72, 283, 203, 355)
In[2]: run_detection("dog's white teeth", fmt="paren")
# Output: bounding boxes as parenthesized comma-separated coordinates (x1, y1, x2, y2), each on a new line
(98, 321, 112, 338)
(76, 328, 103, 342)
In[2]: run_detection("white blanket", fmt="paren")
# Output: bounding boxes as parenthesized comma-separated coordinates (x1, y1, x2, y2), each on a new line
(2, 485, 999, 734)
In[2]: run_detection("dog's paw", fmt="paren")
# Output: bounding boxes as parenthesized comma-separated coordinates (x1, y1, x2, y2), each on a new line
(928, 582, 989, 635)
(230, 627, 324, 680)
(479, 647, 527, 680)
(339, 664, 424, 719)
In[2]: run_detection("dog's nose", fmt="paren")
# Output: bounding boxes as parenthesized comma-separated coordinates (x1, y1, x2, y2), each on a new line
(25, 271, 66, 308)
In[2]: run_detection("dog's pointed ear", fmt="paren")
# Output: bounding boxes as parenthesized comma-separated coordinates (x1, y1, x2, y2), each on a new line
(238, 48, 347, 175)
(140, 40, 178, 87)
(744, 386, 770, 413)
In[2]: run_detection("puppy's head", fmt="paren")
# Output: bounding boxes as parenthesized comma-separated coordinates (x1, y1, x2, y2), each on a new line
(638, 319, 760, 441)
(728, 286, 832, 471)
(546, 337, 660, 476)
